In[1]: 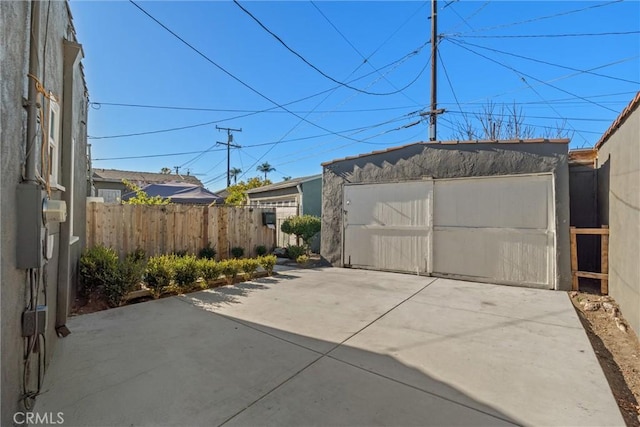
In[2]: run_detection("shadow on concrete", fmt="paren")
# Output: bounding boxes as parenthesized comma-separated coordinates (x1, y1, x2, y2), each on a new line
(35, 288, 522, 426)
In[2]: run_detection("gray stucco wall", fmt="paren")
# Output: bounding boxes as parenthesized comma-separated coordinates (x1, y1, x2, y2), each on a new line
(597, 108, 640, 335)
(1, 2, 87, 423)
(321, 142, 571, 290)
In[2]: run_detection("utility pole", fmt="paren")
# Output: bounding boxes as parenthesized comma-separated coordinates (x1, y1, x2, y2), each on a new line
(422, 0, 445, 141)
(216, 126, 242, 187)
(174, 166, 180, 175)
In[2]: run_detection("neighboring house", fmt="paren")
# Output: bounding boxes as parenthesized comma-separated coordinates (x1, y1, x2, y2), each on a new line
(122, 182, 224, 205)
(92, 168, 203, 203)
(1, 1, 88, 423)
(246, 174, 322, 249)
(321, 139, 571, 291)
(595, 92, 639, 335)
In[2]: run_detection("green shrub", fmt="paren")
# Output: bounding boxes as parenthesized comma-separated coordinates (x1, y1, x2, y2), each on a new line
(240, 258, 260, 279)
(197, 258, 222, 283)
(281, 215, 321, 250)
(145, 255, 175, 297)
(286, 245, 306, 261)
(258, 255, 277, 275)
(79, 245, 119, 297)
(173, 255, 200, 292)
(255, 245, 267, 256)
(120, 249, 147, 289)
(198, 243, 217, 260)
(296, 254, 310, 266)
(219, 259, 240, 285)
(230, 246, 245, 258)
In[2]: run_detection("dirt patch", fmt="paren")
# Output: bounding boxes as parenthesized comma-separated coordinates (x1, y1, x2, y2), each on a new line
(570, 289, 640, 426)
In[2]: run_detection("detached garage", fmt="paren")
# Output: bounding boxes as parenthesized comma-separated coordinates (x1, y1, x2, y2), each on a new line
(321, 140, 571, 290)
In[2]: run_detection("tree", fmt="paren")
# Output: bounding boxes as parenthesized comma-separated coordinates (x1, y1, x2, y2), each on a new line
(160, 167, 172, 174)
(280, 215, 321, 253)
(282, 176, 292, 181)
(122, 179, 171, 205)
(229, 167, 242, 185)
(225, 177, 272, 206)
(256, 162, 275, 180)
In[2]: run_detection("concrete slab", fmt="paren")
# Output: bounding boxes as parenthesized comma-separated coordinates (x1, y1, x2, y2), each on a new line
(331, 278, 623, 426)
(179, 268, 433, 353)
(226, 356, 517, 427)
(35, 269, 623, 427)
(35, 297, 320, 426)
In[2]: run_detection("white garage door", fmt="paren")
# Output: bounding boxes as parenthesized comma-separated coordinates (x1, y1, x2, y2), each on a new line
(433, 173, 556, 288)
(342, 173, 556, 289)
(343, 180, 433, 274)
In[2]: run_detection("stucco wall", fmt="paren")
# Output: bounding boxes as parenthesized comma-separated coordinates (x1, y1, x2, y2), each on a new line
(321, 142, 571, 289)
(1, 2, 87, 423)
(597, 108, 640, 335)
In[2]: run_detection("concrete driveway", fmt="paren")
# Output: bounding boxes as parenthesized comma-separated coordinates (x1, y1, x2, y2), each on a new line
(36, 268, 623, 426)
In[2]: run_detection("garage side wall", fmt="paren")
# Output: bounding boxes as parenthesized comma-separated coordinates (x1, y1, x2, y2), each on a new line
(321, 143, 570, 289)
(597, 109, 640, 335)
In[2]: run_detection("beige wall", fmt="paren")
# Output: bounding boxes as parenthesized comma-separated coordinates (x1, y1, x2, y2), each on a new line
(597, 105, 640, 335)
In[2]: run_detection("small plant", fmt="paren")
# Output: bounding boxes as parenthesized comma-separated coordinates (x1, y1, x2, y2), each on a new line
(79, 245, 120, 298)
(172, 249, 189, 257)
(173, 255, 199, 292)
(219, 259, 240, 285)
(198, 243, 217, 260)
(258, 255, 277, 275)
(286, 244, 306, 261)
(230, 246, 245, 258)
(296, 254, 310, 266)
(240, 258, 260, 279)
(255, 245, 267, 256)
(145, 255, 175, 297)
(197, 258, 222, 284)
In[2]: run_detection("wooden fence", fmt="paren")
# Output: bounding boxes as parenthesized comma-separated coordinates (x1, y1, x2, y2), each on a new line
(86, 203, 276, 259)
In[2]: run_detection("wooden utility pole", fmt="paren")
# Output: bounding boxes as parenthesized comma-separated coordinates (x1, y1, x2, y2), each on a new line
(430, 0, 438, 141)
(216, 126, 242, 187)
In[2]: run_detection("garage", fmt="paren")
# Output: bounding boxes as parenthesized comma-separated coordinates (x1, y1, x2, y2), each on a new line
(322, 140, 571, 290)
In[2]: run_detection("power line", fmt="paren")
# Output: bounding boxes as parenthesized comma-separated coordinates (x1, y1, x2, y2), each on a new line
(233, 0, 427, 97)
(451, 1, 623, 35)
(311, 1, 423, 107)
(93, 148, 225, 161)
(443, 1, 490, 34)
(128, 0, 369, 145)
(90, 101, 417, 114)
(449, 30, 640, 39)
(446, 110, 611, 122)
(451, 39, 639, 85)
(446, 38, 621, 114)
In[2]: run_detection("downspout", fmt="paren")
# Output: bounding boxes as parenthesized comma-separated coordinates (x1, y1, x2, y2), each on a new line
(296, 183, 303, 215)
(25, 0, 41, 183)
(56, 40, 82, 331)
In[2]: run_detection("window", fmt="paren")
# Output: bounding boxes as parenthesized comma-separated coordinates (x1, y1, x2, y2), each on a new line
(48, 96, 60, 186)
(98, 189, 122, 204)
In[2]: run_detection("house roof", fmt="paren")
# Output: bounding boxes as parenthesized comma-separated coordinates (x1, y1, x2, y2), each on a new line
(321, 139, 570, 166)
(595, 91, 640, 150)
(122, 182, 223, 205)
(93, 168, 202, 186)
(246, 174, 322, 194)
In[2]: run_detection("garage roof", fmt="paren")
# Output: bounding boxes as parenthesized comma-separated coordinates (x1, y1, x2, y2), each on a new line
(321, 138, 570, 166)
(595, 91, 640, 150)
(246, 174, 321, 194)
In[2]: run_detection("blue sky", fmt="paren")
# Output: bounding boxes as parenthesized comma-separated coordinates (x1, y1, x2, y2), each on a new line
(69, 0, 640, 190)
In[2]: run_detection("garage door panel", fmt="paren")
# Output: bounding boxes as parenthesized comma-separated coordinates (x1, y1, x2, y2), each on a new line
(345, 227, 430, 273)
(434, 175, 551, 229)
(344, 182, 431, 227)
(433, 228, 551, 286)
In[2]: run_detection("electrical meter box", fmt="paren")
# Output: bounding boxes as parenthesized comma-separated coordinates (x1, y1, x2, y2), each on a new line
(17, 183, 46, 268)
(262, 211, 276, 226)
